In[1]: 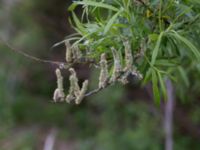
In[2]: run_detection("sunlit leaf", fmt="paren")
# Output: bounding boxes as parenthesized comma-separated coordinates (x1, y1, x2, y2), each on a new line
(74, 0, 119, 11)
(152, 69, 161, 105)
(151, 32, 164, 66)
(104, 10, 122, 34)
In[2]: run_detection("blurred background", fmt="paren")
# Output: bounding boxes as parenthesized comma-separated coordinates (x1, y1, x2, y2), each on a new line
(0, 0, 200, 150)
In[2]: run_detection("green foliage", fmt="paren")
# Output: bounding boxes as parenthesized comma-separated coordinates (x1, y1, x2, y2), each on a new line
(1, 0, 200, 149)
(64, 0, 200, 103)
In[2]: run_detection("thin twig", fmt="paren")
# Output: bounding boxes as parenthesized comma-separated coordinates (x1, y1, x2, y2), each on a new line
(0, 37, 99, 69)
(0, 37, 67, 66)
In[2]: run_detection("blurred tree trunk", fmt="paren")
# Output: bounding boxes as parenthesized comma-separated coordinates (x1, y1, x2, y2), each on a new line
(164, 79, 174, 150)
(1, 0, 18, 39)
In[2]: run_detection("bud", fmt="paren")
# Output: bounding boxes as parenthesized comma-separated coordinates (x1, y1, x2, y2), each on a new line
(98, 53, 109, 88)
(65, 41, 73, 63)
(110, 47, 122, 82)
(75, 80, 89, 105)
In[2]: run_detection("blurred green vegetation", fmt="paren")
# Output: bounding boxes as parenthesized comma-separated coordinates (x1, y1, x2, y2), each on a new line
(0, 0, 200, 150)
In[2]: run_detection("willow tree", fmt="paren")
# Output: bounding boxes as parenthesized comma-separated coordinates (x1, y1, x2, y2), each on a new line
(51, 1, 200, 150)
(53, 0, 200, 104)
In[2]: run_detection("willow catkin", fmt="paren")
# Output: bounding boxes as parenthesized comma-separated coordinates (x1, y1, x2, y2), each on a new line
(119, 71, 130, 85)
(65, 41, 73, 63)
(131, 70, 143, 80)
(53, 88, 59, 102)
(110, 47, 122, 82)
(69, 68, 80, 97)
(123, 40, 133, 71)
(53, 69, 65, 102)
(65, 94, 74, 103)
(75, 80, 89, 105)
(72, 45, 82, 60)
(98, 53, 109, 88)
(56, 69, 63, 89)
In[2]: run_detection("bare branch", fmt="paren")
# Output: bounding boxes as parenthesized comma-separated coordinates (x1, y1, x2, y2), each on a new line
(0, 37, 99, 69)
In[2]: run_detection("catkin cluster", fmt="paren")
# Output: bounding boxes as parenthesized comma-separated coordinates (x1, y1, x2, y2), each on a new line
(66, 68, 88, 104)
(65, 41, 82, 63)
(53, 40, 142, 104)
(119, 40, 143, 84)
(97, 40, 142, 88)
(53, 67, 89, 104)
(53, 41, 89, 104)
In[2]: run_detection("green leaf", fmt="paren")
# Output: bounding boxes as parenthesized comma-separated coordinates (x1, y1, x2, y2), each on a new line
(151, 32, 164, 66)
(178, 66, 190, 87)
(157, 71, 167, 100)
(152, 69, 161, 105)
(149, 33, 159, 42)
(103, 10, 122, 34)
(74, 1, 119, 12)
(72, 12, 86, 34)
(52, 37, 81, 48)
(68, 3, 78, 11)
(169, 31, 200, 60)
(155, 59, 179, 67)
(142, 68, 152, 85)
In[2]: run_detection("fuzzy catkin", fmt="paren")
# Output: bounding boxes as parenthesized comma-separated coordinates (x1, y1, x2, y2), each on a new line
(119, 71, 130, 85)
(69, 68, 80, 97)
(56, 69, 63, 90)
(65, 94, 74, 103)
(98, 53, 109, 88)
(131, 70, 143, 80)
(75, 80, 89, 105)
(72, 45, 82, 60)
(110, 47, 122, 82)
(53, 69, 65, 102)
(123, 40, 133, 71)
(53, 88, 60, 102)
(65, 41, 73, 63)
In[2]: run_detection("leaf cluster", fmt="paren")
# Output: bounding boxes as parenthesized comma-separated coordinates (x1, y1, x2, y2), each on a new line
(54, 0, 200, 104)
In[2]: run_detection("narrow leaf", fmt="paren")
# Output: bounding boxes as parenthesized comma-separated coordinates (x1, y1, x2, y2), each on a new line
(104, 10, 121, 34)
(68, 3, 78, 11)
(142, 68, 152, 85)
(157, 71, 167, 100)
(170, 31, 200, 60)
(72, 12, 86, 34)
(75, 1, 119, 12)
(178, 66, 190, 87)
(151, 32, 164, 66)
(152, 69, 161, 105)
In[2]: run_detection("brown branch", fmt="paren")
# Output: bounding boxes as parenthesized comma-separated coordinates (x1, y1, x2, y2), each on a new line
(0, 37, 67, 66)
(0, 37, 99, 69)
